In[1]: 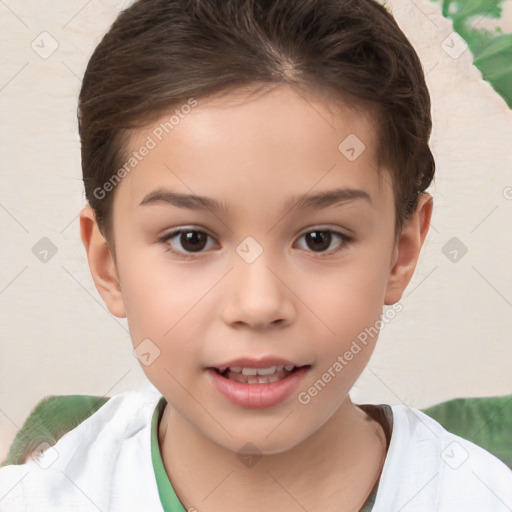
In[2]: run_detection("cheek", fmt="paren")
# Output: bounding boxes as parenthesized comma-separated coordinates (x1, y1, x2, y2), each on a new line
(300, 251, 393, 377)
(305, 256, 390, 333)
(121, 264, 206, 394)
(116, 252, 217, 380)
(116, 248, 200, 335)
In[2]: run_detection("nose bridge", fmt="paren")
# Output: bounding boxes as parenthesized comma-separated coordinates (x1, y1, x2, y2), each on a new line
(221, 239, 294, 328)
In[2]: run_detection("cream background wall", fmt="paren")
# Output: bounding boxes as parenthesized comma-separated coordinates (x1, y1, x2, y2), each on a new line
(1, 0, 511, 461)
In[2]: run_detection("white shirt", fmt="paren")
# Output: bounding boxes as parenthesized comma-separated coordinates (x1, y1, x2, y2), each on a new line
(0, 388, 511, 512)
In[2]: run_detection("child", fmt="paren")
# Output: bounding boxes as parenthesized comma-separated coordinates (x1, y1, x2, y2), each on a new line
(1, 0, 511, 510)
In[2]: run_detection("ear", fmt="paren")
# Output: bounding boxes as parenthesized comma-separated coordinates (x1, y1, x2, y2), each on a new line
(79, 206, 126, 318)
(384, 193, 433, 305)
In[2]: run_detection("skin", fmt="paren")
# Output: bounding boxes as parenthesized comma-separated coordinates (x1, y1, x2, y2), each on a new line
(80, 84, 432, 512)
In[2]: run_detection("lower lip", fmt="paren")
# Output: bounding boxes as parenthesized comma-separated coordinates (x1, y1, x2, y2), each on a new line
(206, 366, 310, 409)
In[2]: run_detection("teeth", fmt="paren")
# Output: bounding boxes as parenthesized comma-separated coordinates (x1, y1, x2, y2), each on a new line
(255, 366, 277, 375)
(240, 366, 290, 376)
(216, 365, 298, 379)
(229, 371, 289, 384)
(258, 374, 280, 383)
(219, 365, 299, 384)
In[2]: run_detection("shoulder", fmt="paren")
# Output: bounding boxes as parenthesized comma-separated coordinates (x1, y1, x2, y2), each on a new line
(0, 387, 164, 512)
(373, 404, 512, 512)
(2, 394, 110, 466)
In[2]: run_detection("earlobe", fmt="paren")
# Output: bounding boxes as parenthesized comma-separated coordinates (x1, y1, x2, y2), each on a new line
(384, 193, 433, 305)
(79, 206, 127, 318)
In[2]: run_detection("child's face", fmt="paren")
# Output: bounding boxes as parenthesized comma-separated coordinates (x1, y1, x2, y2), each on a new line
(82, 84, 430, 454)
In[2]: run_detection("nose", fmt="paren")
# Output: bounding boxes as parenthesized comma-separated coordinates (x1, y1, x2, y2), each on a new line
(220, 250, 296, 330)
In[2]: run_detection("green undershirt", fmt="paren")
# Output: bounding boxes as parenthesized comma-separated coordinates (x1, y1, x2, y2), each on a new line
(151, 397, 187, 512)
(150, 397, 386, 512)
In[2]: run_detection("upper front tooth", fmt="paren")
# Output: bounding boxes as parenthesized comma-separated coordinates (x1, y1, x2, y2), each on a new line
(241, 366, 277, 376)
(256, 366, 277, 375)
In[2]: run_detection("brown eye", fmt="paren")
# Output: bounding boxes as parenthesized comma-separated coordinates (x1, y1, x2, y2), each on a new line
(179, 231, 208, 252)
(160, 228, 215, 255)
(295, 229, 350, 255)
(304, 231, 332, 252)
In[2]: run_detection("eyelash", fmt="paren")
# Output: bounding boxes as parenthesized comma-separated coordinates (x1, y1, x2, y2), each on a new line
(158, 227, 352, 259)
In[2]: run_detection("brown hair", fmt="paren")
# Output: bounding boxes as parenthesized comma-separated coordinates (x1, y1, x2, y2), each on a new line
(78, 0, 435, 247)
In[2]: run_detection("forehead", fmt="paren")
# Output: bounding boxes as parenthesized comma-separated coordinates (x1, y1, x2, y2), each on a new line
(114, 84, 390, 216)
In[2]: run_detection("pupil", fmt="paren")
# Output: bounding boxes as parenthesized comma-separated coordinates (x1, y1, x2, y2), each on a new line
(307, 231, 331, 251)
(182, 231, 207, 252)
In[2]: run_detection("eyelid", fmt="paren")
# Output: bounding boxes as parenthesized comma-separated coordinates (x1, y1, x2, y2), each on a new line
(160, 225, 214, 239)
(296, 225, 352, 238)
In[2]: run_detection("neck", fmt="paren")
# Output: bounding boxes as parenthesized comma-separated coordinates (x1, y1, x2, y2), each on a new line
(159, 396, 387, 512)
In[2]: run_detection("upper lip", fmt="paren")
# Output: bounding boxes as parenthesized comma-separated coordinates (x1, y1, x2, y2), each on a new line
(210, 357, 308, 370)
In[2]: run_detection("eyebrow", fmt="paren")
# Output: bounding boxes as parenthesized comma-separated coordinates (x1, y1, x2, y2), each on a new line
(138, 187, 372, 214)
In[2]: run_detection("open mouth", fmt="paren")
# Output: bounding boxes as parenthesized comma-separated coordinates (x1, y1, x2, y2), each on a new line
(207, 364, 312, 408)
(213, 365, 308, 384)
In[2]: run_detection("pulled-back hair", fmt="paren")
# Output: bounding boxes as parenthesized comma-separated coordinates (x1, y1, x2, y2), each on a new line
(78, 0, 435, 244)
